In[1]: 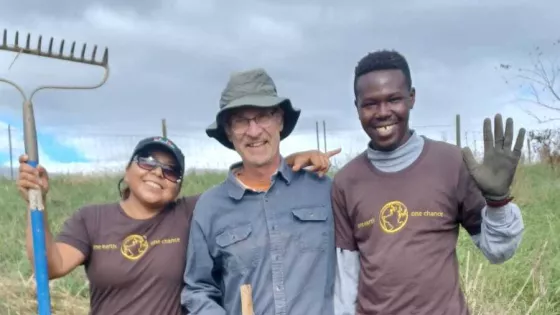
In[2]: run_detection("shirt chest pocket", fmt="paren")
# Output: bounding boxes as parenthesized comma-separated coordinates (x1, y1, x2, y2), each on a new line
(215, 224, 262, 274)
(291, 206, 331, 252)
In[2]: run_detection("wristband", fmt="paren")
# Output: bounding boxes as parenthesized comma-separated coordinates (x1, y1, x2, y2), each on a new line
(485, 196, 514, 207)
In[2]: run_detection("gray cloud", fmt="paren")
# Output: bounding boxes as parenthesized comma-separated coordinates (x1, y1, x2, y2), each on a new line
(0, 0, 558, 140)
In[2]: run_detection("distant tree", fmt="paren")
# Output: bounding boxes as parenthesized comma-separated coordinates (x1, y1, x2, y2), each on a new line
(498, 39, 560, 123)
(498, 41, 560, 168)
(527, 128, 560, 168)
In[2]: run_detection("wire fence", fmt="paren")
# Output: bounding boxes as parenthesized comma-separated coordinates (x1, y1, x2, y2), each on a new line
(0, 118, 553, 180)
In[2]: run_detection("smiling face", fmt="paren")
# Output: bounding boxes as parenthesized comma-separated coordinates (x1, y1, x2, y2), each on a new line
(124, 149, 181, 208)
(355, 69, 416, 152)
(224, 106, 284, 168)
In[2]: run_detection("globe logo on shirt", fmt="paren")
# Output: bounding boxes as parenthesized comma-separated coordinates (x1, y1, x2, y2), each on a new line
(120, 234, 150, 260)
(379, 201, 409, 233)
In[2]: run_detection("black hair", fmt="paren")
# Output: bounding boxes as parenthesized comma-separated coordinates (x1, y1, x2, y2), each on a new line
(117, 150, 147, 200)
(118, 177, 131, 199)
(353, 49, 412, 97)
(118, 157, 135, 200)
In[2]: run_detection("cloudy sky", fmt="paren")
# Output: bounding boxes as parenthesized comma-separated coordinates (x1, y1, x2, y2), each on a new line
(0, 0, 558, 173)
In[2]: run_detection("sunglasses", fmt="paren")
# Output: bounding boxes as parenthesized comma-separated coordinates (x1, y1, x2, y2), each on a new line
(133, 155, 182, 183)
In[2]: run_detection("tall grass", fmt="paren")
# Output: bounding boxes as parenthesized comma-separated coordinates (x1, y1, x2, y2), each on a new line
(0, 165, 558, 314)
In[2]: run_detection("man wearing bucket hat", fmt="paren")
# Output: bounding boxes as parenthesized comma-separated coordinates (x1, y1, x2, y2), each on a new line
(182, 68, 336, 315)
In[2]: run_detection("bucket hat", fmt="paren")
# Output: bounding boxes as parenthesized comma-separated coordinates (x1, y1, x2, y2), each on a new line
(205, 68, 301, 150)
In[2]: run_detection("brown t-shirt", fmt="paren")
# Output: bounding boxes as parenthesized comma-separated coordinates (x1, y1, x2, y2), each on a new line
(56, 195, 199, 315)
(332, 139, 485, 315)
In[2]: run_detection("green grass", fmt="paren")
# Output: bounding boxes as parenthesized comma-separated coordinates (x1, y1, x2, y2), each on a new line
(0, 165, 558, 314)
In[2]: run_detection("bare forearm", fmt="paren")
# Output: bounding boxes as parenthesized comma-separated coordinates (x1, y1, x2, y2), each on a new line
(25, 203, 64, 279)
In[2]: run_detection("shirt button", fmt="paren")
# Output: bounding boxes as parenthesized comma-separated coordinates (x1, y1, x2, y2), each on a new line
(276, 285, 282, 291)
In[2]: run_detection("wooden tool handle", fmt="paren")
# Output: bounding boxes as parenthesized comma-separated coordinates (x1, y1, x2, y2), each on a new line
(240, 284, 254, 315)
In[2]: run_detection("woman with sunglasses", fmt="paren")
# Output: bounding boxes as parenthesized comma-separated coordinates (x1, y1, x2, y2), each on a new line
(16, 136, 336, 315)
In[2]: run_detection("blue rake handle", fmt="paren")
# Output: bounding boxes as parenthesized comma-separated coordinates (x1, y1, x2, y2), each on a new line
(27, 160, 51, 315)
(22, 97, 51, 315)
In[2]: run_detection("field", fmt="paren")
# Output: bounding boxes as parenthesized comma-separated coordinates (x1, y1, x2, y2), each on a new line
(0, 164, 558, 314)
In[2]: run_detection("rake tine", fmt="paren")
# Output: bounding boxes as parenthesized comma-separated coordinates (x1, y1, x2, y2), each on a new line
(59, 40, 65, 57)
(70, 41, 75, 58)
(91, 45, 97, 62)
(102, 47, 108, 65)
(48, 37, 54, 56)
(0, 29, 109, 67)
(80, 43, 86, 61)
(37, 35, 42, 53)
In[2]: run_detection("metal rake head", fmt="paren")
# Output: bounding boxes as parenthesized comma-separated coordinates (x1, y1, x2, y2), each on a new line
(1, 29, 108, 68)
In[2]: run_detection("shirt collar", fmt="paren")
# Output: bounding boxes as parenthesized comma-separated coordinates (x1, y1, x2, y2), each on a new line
(225, 156, 294, 200)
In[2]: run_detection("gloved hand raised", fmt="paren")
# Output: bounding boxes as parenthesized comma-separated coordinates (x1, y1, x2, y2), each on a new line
(461, 114, 526, 206)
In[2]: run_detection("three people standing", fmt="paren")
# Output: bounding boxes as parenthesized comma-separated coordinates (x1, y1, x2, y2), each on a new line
(17, 50, 526, 315)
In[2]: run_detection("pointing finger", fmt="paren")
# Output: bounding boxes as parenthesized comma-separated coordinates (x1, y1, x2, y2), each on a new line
(326, 148, 342, 158)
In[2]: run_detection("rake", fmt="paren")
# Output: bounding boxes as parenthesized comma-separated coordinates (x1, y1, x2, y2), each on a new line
(0, 29, 110, 315)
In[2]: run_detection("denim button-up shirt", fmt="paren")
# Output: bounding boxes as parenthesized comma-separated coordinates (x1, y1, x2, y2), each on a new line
(181, 158, 335, 315)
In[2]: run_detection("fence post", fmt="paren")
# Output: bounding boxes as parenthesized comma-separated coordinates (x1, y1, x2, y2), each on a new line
(322, 120, 327, 152)
(455, 114, 461, 147)
(526, 138, 532, 163)
(161, 119, 167, 138)
(8, 124, 14, 180)
(315, 121, 320, 150)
